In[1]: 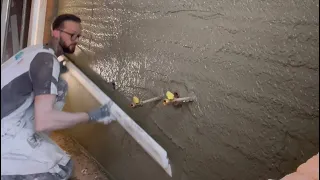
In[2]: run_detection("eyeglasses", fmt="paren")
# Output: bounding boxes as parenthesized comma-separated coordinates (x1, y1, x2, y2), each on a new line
(59, 29, 82, 41)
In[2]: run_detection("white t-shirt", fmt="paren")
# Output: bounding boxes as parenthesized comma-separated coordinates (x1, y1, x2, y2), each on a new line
(1, 44, 70, 176)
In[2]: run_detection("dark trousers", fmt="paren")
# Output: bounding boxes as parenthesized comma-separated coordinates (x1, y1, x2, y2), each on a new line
(1, 160, 73, 180)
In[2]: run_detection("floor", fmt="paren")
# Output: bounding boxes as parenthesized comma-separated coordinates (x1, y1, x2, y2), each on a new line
(50, 132, 110, 180)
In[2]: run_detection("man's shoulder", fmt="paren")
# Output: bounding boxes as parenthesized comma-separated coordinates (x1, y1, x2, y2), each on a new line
(16, 45, 58, 67)
(1, 45, 58, 81)
(2, 45, 55, 66)
(26, 44, 56, 56)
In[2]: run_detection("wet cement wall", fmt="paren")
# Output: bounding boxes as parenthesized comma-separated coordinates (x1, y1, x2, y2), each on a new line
(56, 0, 319, 180)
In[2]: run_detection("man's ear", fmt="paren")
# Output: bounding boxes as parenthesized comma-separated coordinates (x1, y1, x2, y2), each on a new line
(52, 29, 60, 39)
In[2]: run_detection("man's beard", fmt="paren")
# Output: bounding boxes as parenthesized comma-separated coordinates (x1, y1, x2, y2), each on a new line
(60, 40, 76, 54)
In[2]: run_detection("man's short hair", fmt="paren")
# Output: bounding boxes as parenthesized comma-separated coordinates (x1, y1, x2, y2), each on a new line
(52, 14, 81, 30)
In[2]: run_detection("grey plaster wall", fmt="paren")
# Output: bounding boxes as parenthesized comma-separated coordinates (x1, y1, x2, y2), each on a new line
(58, 0, 319, 179)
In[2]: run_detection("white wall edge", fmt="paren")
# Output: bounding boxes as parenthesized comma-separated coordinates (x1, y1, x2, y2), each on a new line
(1, 0, 12, 62)
(27, 0, 47, 46)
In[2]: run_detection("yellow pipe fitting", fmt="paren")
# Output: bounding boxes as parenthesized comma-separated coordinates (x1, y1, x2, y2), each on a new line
(131, 96, 162, 108)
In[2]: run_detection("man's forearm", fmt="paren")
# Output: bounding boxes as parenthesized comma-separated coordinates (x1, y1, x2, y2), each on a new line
(35, 110, 89, 132)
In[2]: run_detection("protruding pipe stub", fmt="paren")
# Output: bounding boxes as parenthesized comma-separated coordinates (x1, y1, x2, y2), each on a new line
(131, 96, 162, 108)
(163, 91, 195, 106)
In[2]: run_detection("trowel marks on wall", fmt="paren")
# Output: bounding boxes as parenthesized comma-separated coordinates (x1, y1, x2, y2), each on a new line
(58, 0, 319, 179)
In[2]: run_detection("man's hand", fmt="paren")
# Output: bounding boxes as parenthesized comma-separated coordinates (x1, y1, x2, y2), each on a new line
(87, 104, 117, 125)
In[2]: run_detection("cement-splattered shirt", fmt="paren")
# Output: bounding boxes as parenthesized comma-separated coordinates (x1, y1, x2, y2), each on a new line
(1, 44, 71, 177)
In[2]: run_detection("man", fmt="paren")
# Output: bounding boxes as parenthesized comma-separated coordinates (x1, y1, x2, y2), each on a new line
(1, 14, 115, 179)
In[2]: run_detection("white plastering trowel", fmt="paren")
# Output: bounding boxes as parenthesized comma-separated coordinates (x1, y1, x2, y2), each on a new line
(63, 58, 172, 177)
